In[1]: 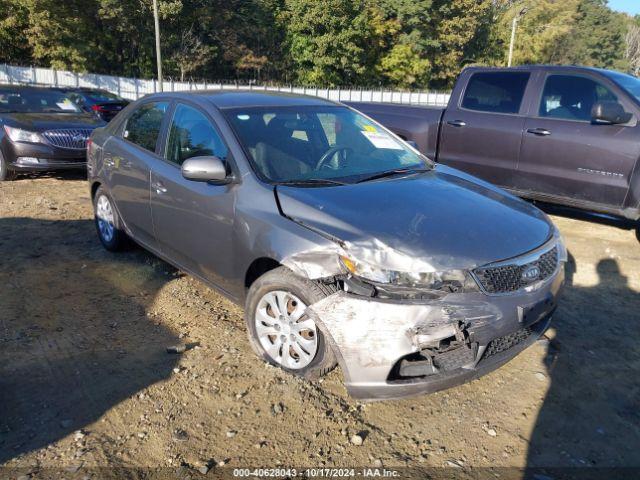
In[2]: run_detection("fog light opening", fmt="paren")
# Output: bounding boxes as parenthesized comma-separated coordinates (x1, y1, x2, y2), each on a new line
(16, 157, 41, 165)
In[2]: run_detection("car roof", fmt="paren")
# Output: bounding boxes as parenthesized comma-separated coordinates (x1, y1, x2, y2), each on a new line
(143, 90, 341, 109)
(462, 64, 621, 76)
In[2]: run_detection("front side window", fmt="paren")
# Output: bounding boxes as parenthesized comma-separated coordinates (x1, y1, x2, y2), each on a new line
(166, 104, 228, 166)
(225, 106, 428, 183)
(539, 75, 617, 121)
(124, 102, 168, 152)
(461, 72, 530, 114)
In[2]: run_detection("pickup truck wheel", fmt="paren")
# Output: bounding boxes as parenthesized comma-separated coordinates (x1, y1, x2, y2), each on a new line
(93, 187, 127, 252)
(245, 267, 338, 379)
(0, 152, 16, 181)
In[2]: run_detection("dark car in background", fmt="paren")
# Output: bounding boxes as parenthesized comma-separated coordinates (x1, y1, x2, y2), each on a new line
(87, 90, 565, 399)
(58, 87, 129, 122)
(0, 85, 105, 180)
(349, 65, 640, 240)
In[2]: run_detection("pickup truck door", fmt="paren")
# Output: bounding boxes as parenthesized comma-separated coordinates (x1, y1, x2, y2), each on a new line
(516, 72, 639, 208)
(438, 70, 533, 188)
(149, 102, 238, 295)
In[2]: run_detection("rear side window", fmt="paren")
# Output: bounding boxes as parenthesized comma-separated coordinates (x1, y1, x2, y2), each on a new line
(124, 102, 168, 152)
(166, 104, 228, 166)
(461, 72, 530, 114)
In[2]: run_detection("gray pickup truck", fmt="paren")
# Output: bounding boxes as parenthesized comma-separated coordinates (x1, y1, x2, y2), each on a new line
(349, 65, 640, 238)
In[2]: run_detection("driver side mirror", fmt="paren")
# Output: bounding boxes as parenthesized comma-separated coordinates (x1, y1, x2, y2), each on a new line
(181, 156, 230, 183)
(591, 101, 633, 125)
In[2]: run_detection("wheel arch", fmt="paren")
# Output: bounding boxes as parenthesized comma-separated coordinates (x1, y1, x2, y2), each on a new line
(244, 257, 282, 290)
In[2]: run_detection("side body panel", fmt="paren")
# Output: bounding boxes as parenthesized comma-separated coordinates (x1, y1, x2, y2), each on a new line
(436, 68, 539, 188)
(516, 69, 640, 209)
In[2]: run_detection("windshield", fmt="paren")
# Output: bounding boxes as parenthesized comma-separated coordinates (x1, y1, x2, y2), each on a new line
(0, 88, 83, 114)
(85, 90, 122, 102)
(225, 106, 429, 184)
(604, 71, 640, 103)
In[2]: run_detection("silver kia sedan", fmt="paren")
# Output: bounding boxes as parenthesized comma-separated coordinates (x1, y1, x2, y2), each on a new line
(87, 91, 566, 400)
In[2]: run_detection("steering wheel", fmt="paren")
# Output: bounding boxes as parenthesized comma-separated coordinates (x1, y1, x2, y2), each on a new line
(315, 145, 352, 170)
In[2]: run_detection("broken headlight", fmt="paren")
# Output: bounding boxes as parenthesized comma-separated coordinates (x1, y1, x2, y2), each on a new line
(340, 255, 478, 294)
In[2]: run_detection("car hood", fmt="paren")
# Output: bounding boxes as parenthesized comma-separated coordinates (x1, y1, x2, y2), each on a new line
(276, 165, 554, 272)
(1, 112, 105, 131)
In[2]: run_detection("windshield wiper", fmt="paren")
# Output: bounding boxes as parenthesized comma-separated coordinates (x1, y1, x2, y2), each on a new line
(356, 167, 431, 184)
(275, 178, 350, 187)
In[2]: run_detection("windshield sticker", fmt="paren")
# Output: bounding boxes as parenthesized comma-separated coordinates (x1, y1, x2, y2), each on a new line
(56, 100, 77, 111)
(363, 125, 377, 132)
(361, 131, 403, 150)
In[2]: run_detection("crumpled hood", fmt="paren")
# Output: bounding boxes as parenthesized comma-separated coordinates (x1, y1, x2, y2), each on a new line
(1, 112, 105, 131)
(276, 165, 554, 272)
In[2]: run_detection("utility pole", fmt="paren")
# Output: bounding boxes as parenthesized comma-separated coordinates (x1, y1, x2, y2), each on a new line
(508, 7, 528, 67)
(152, 0, 163, 91)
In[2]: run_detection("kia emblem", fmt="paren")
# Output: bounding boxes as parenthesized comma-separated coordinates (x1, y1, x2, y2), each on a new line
(521, 265, 540, 283)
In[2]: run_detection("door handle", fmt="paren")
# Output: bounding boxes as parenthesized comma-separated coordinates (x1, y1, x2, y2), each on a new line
(447, 120, 466, 127)
(526, 128, 551, 136)
(151, 181, 167, 194)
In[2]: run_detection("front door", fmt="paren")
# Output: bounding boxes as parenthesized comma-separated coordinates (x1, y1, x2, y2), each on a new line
(438, 70, 532, 188)
(106, 101, 169, 249)
(516, 73, 639, 208)
(150, 102, 237, 294)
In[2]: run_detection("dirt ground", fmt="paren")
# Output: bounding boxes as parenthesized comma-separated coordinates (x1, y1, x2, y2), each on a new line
(1, 172, 639, 479)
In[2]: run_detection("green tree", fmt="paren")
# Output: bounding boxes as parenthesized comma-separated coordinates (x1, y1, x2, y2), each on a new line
(428, 0, 495, 88)
(0, 0, 31, 65)
(282, 0, 371, 86)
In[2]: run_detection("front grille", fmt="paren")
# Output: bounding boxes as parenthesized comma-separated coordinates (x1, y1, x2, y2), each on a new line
(432, 345, 475, 371)
(42, 129, 93, 150)
(473, 246, 558, 294)
(483, 327, 533, 359)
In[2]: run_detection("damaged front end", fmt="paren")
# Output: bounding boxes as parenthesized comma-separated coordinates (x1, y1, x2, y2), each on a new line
(284, 235, 565, 401)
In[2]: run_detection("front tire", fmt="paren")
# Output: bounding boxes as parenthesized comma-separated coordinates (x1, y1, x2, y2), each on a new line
(93, 186, 127, 251)
(245, 267, 337, 379)
(0, 152, 16, 181)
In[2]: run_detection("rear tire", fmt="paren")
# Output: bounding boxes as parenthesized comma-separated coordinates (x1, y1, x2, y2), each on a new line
(93, 186, 127, 252)
(245, 266, 338, 379)
(0, 152, 16, 181)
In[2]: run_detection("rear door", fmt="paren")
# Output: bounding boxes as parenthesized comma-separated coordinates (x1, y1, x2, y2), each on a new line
(516, 71, 639, 207)
(105, 100, 169, 249)
(150, 102, 238, 294)
(439, 70, 533, 187)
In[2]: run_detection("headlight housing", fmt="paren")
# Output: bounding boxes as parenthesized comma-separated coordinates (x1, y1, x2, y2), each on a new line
(4, 125, 43, 144)
(340, 255, 478, 294)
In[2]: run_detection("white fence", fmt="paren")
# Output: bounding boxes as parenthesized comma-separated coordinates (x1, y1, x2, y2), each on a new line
(0, 64, 451, 107)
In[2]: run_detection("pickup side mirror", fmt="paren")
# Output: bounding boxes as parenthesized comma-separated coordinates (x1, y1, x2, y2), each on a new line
(591, 101, 633, 125)
(181, 156, 229, 183)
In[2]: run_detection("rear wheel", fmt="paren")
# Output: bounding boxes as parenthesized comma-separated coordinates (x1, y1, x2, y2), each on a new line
(245, 267, 337, 379)
(93, 186, 127, 251)
(0, 152, 16, 181)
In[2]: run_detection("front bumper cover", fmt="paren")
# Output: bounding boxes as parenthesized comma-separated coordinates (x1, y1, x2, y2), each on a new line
(4, 140, 86, 171)
(306, 265, 564, 400)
